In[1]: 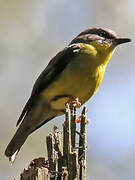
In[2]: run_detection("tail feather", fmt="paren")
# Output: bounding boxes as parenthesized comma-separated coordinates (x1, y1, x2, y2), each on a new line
(5, 129, 29, 163)
(9, 149, 20, 164)
(5, 98, 60, 163)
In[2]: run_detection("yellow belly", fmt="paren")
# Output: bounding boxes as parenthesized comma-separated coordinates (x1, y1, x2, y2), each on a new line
(41, 54, 106, 110)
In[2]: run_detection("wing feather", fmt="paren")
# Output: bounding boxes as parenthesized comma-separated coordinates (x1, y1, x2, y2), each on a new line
(16, 44, 81, 126)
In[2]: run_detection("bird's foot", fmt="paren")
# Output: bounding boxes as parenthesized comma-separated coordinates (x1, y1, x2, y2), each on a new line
(67, 97, 81, 108)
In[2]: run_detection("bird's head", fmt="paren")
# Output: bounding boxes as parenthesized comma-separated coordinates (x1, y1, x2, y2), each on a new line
(70, 28, 131, 52)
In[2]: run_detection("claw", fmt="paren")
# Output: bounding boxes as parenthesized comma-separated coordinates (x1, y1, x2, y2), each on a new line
(67, 97, 81, 108)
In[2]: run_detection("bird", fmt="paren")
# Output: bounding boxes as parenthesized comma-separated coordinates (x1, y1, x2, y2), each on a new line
(5, 27, 131, 163)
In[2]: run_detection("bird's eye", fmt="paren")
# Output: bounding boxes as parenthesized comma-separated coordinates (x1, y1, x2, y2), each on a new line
(99, 31, 109, 39)
(100, 32, 105, 36)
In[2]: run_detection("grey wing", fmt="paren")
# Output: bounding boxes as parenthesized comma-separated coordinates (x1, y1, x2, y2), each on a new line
(16, 44, 81, 126)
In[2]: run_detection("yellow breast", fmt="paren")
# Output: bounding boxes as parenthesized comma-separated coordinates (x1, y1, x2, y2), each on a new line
(41, 43, 114, 110)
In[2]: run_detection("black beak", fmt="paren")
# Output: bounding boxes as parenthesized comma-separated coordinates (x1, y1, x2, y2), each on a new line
(115, 38, 131, 45)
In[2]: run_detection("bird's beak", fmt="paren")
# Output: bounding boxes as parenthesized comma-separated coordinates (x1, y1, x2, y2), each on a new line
(115, 38, 131, 45)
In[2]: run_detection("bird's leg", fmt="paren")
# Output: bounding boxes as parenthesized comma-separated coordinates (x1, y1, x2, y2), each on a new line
(67, 97, 81, 108)
(66, 97, 88, 123)
(66, 97, 85, 123)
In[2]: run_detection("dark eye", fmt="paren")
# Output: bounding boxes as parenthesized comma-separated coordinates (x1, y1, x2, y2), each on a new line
(100, 31, 108, 37)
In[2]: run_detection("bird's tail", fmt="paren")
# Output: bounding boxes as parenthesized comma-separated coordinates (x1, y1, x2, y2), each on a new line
(5, 98, 61, 164)
(5, 127, 30, 164)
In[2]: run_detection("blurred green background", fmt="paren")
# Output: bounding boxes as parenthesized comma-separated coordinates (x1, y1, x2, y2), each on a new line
(0, 0, 134, 179)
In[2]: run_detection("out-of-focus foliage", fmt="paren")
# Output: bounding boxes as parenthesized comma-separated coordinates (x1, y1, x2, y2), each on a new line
(0, 0, 134, 179)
